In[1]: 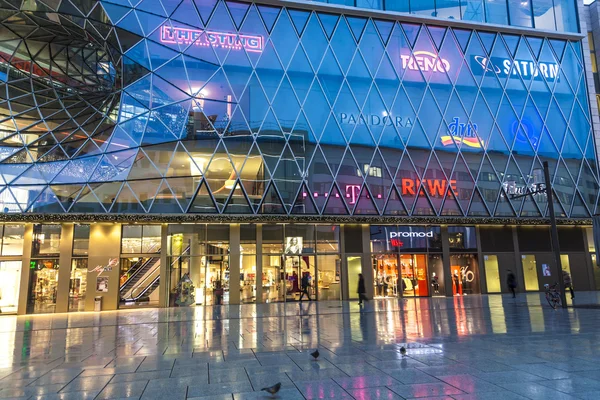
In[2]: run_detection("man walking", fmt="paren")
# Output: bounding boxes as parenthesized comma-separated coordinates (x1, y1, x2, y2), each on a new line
(299, 272, 311, 301)
(563, 269, 574, 299)
(506, 270, 517, 298)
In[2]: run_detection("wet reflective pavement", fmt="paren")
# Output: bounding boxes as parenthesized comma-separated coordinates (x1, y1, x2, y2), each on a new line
(1, 293, 600, 399)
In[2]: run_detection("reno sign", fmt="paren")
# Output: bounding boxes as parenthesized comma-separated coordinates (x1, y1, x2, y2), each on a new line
(401, 51, 451, 73)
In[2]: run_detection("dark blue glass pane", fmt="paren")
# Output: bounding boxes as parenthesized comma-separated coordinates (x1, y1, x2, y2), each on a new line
(385, 0, 409, 12)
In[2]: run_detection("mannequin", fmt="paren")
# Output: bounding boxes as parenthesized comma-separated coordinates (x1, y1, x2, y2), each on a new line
(452, 271, 461, 296)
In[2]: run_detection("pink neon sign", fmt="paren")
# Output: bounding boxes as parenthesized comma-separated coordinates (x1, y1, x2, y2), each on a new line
(160, 25, 264, 53)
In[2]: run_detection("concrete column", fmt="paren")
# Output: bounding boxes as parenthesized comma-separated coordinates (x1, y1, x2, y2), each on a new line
(475, 225, 487, 294)
(441, 225, 453, 297)
(256, 224, 263, 303)
(85, 223, 121, 311)
(339, 224, 348, 300)
(512, 226, 525, 290)
(55, 223, 74, 313)
(159, 223, 168, 308)
(229, 224, 241, 305)
(17, 224, 33, 315)
(361, 224, 374, 300)
(582, 227, 596, 287)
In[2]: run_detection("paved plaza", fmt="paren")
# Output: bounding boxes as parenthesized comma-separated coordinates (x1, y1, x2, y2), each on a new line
(1, 294, 600, 399)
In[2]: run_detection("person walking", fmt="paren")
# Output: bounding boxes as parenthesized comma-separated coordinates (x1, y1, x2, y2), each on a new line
(506, 270, 517, 298)
(357, 273, 368, 305)
(562, 269, 574, 299)
(299, 272, 311, 301)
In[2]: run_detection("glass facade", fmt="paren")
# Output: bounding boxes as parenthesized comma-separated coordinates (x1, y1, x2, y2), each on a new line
(0, 0, 594, 219)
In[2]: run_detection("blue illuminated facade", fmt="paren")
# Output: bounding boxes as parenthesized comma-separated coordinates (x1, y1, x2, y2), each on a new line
(0, 0, 594, 219)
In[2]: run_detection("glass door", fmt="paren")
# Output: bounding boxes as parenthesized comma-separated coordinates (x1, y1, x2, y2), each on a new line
(399, 254, 429, 297)
(206, 256, 229, 305)
(373, 254, 399, 298)
(284, 255, 315, 301)
(484, 255, 501, 293)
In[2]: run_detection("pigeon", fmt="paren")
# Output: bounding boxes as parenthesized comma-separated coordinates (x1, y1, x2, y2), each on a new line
(400, 346, 407, 357)
(310, 349, 320, 360)
(261, 382, 281, 397)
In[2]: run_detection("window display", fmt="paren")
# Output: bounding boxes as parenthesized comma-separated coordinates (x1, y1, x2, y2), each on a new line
(450, 254, 480, 295)
(69, 259, 88, 311)
(27, 259, 59, 314)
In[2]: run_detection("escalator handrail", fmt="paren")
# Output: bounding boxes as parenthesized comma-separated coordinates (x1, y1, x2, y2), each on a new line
(120, 257, 159, 292)
(122, 245, 191, 300)
(126, 264, 160, 300)
(130, 275, 160, 301)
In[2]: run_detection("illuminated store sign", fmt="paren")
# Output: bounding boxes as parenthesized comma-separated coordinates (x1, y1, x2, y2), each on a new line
(160, 26, 264, 52)
(440, 117, 483, 149)
(339, 113, 413, 128)
(472, 56, 559, 81)
(401, 51, 451, 73)
(501, 181, 547, 199)
(389, 231, 434, 239)
(401, 178, 458, 197)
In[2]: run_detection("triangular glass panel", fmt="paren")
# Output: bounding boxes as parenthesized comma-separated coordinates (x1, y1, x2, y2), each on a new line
(270, 9, 298, 68)
(259, 182, 286, 214)
(291, 182, 318, 214)
(128, 179, 162, 212)
(127, 149, 163, 180)
(383, 185, 407, 216)
(28, 186, 64, 213)
(494, 188, 516, 217)
(288, 8, 310, 37)
(90, 181, 124, 212)
(189, 179, 218, 213)
(167, 177, 200, 212)
(257, 5, 280, 33)
(317, 12, 338, 39)
(113, 183, 145, 213)
(150, 179, 183, 213)
(440, 191, 462, 216)
(224, 180, 253, 213)
(467, 189, 490, 216)
(50, 184, 85, 212)
(273, 145, 301, 211)
(346, 15, 367, 42)
(322, 183, 348, 215)
(300, 13, 328, 70)
(353, 186, 378, 215)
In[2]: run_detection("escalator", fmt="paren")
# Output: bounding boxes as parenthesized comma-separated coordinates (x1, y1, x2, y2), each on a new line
(120, 257, 160, 299)
(120, 246, 190, 304)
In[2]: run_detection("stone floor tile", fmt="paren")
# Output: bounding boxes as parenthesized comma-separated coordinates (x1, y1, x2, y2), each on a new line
(387, 382, 465, 398)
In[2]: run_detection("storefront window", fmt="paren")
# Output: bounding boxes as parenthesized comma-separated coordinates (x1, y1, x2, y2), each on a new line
(73, 224, 90, 256)
(121, 225, 161, 253)
(448, 226, 477, 250)
(262, 254, 282, 302)
(284, 225, 315, 253)
(484, 255, 501, 293)
(521, 254, 539, 291)
(27, 259, 59, 314)
(428, 254, 444, 296)
(263, 224, 283, 254)
(32, 224, 61, 257)
(120, 256, 161, 307)
(316, 225, 340, 253)
(450, 254, 480, 295)
(0, 260, 22, 313)
(1, 225, 24, 256)
(347, 256, 362, 300)
(240, 224, 256, 304)
(318, 255, 341, 300)
(69, 259, 88, 311)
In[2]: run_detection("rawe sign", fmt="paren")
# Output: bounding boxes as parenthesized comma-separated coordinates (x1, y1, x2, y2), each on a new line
(472, 56, 559, 82)
(440, 117, 483, 149)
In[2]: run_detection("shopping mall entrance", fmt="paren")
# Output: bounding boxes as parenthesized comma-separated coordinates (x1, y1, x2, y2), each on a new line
(373, 254, 430, 298)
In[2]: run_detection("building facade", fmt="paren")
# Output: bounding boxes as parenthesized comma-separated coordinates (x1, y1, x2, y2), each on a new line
(0, 0, 598, 314)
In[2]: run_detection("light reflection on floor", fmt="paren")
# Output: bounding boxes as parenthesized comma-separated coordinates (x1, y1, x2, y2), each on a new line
(0, 293, 598, 399)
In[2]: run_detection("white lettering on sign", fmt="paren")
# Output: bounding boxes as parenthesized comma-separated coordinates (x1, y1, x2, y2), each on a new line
(472, 55, 559, 81)
(389, 231, 434, 239)
(401, 51, 451, 73)
(339, 113, 414, 128)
